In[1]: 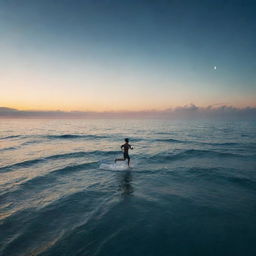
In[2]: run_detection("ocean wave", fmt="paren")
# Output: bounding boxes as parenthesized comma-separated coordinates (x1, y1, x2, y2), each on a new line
(21, 161, 97, 186)
(148, 149, 250, 162)
(134, 166, 256, 190)
(20, 140, 43, 146)
(156, 138, 186, 143)
(0, 150, 120, 172)
(155, 132, 177, 135)
(210, 142, 240, 146)
(155, 138, 256, 148)
(208, 142, 256, 147)
(0, 147, 17, 152)
(184, 167, 256, 188)
(0, 134, 108, 142)
(0, 135, 21, 140)
(0, 161, 98, 201)
(0, 158, 43, 172)
(46, 134, 108, 140)
(0, 188, 113, 256)
(226, 176, 256, 189)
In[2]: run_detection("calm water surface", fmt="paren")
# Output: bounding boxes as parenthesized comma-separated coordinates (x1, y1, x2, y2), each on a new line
(0, 119, 256, 256)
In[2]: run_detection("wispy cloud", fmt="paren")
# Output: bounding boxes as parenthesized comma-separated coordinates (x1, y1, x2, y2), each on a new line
(0, 105, 255, 120)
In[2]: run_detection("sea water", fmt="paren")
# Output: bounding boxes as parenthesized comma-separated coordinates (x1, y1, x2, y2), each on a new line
(0, 119, 255, 256)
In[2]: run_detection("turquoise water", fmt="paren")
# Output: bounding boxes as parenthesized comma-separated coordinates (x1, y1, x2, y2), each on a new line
(0, 119, 256, 256)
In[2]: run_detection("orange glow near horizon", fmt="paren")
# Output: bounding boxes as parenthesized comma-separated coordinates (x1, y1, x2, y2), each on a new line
(1, 43, 256, 112)
(1, 0, 256, 115)
(1, 48, 255, 112)
(2, 78, 256, 112)
(2, 98, 256, 112)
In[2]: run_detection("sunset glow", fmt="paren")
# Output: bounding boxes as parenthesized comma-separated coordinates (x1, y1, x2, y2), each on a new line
(0, 0, 255, 112)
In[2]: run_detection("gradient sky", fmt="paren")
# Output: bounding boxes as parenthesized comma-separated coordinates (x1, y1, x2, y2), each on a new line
(0, 0, 255, 111)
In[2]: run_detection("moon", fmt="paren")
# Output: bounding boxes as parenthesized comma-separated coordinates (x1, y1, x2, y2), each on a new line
(214, 66, 217, 70)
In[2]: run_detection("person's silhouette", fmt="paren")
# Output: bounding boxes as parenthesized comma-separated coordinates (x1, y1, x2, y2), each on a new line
(115, 138, 133, 167)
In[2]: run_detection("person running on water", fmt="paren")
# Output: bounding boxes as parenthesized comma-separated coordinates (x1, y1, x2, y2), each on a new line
(115, 138, 133, 167)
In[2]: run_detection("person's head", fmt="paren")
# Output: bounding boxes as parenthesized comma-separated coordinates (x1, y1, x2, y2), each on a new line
(125, 138, 129, 143)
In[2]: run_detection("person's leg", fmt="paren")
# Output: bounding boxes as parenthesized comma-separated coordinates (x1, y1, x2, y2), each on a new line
(127, 157, 130, 167)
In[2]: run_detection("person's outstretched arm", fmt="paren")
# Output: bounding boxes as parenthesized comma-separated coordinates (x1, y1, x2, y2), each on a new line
(129, 144, 133, 150)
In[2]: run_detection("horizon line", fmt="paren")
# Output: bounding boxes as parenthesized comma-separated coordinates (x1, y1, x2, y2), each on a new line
(1, 104, 256, 113)
(1, 105, 256, 120)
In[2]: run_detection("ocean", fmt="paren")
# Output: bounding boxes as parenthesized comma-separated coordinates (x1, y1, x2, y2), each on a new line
(0, 119, 255, 256)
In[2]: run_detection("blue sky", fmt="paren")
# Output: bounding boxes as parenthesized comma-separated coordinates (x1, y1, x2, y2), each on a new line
(0, 0, 255, 111)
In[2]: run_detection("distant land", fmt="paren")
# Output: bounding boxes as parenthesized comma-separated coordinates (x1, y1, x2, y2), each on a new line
(1, 105, 255, 120)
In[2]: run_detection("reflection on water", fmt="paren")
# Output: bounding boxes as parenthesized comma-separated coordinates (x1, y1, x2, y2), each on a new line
(118, 170, 134, 196)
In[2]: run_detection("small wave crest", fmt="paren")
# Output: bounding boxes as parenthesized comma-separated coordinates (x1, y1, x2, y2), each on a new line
(0, 146, 17, 152)
(46, 134, 108, 140)
(155, 138, 255, 148)
(156, 138, 186, 143)
(0, 150, 120, 172)
(148, 149, 248, 162)
(184, 167, 256, 188)
(0, 135, 21, 140)
(0, 161, 98, 201)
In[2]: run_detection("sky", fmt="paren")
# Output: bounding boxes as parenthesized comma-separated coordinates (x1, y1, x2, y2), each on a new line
(0, 0, 256, 112)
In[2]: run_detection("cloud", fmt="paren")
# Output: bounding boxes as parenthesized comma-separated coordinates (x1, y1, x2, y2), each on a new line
(0, 105, 255, 120)
(0, 107, 19, 112)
